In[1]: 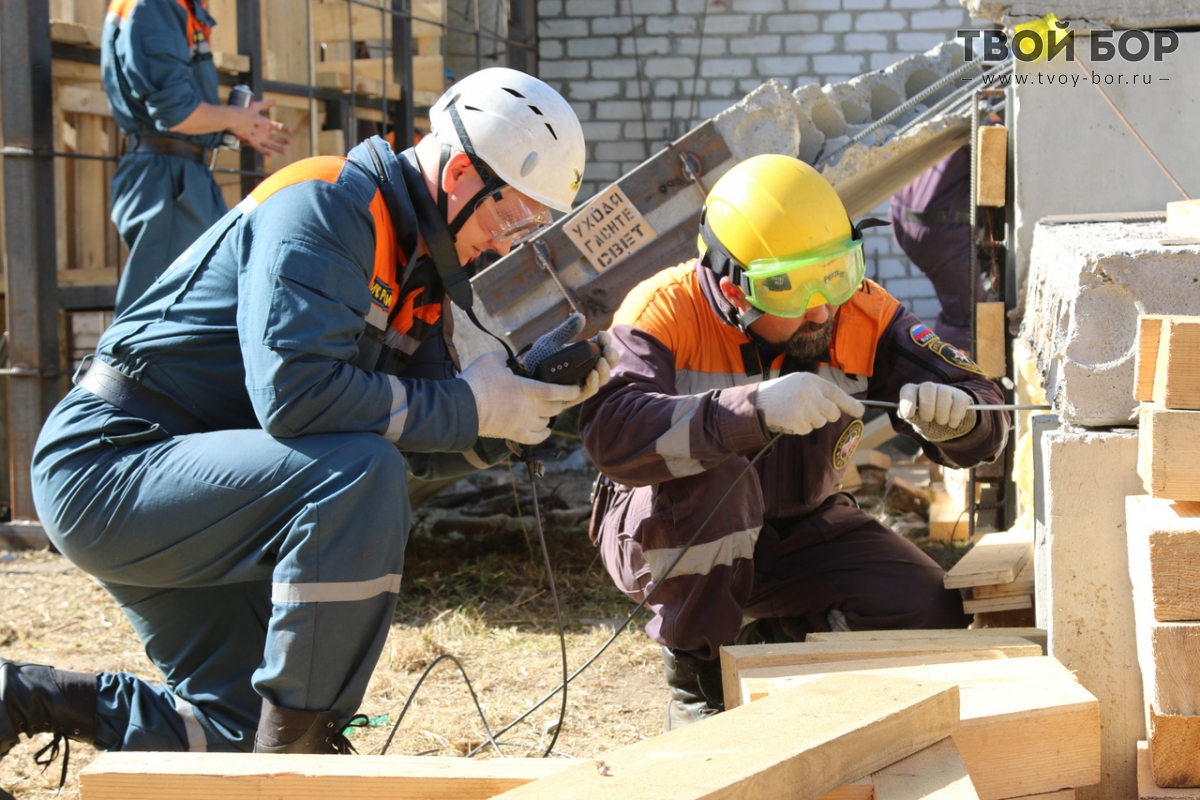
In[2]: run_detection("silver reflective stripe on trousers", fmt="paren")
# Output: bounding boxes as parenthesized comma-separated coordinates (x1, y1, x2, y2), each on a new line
(642, 526, 760, 582)
(173, 694, 208, 752)
(271, 573, 404, 604)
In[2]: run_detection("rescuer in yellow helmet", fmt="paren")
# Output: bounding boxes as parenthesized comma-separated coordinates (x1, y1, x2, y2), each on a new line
(580, 153, 1012, 730)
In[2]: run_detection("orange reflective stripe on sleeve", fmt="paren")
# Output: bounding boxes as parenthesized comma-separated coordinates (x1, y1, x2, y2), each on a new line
(827, 279, 901, 378)
(248, 156, 348, 207)
(368, 189, 400, 315)
(108, 0, 139, 19)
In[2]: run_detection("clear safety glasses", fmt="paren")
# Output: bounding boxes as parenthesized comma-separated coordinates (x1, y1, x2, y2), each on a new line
(476, 189, 553, 245)
(742, 235, 866, 318)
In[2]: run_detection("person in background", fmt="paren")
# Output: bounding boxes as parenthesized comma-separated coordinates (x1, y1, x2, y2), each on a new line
(103, 0, 291, 315)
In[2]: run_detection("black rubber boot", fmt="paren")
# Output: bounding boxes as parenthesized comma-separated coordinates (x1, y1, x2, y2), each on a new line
(253, 699, 358, 754)
(0, 659, 98, 788)
(661, 647, 724, 732)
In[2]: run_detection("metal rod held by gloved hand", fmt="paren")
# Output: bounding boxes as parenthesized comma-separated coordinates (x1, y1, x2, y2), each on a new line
(859, 400, 1051, 412)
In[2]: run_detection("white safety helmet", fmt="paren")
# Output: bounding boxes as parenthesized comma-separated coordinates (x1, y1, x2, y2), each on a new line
(429, 67, 585, 213)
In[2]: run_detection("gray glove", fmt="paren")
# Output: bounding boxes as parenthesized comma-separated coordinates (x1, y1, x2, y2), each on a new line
(520, 313, 619, 410)
(898, 382, 977, 442)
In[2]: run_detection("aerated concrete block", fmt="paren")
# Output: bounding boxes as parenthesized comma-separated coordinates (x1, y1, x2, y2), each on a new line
(1039, 425, 1143, 800)
(1020, 220, 1200, 427)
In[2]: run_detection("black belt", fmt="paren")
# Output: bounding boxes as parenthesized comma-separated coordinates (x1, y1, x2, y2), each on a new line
(76, 357, 209, 436)
(904, 209, 971, 227)
(126, 134, 210, 166)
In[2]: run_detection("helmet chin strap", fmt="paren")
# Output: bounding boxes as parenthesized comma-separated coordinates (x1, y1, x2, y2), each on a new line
(436, 143, 500, 237)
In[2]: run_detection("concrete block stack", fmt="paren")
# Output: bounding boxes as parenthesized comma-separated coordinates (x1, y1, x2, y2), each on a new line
(1021, 219, 1200, 800)
(1127, 313, 1200, 793)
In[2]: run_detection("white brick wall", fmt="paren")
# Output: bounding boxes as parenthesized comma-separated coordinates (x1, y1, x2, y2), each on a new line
(536, 0, 980, 318)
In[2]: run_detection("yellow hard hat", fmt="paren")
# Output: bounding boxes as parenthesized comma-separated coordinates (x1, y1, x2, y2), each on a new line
(699, 154, 865, 317)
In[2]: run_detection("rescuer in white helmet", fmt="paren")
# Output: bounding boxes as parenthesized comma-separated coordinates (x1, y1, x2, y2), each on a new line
(16, 67, 613, 779)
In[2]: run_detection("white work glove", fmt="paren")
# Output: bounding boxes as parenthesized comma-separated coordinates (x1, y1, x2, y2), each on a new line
(898, 382, 977, 442)
(460, 350, 582, 444)
(563, 329, 619, 410)
(754, 372, 865, 436)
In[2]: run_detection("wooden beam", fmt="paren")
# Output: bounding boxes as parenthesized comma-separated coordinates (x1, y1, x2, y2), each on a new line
(1138, 404, 1200, 502)
(929, 487, 970, 542)
(975, 301, 1006, 379)
(310, 0, 445, 41)
(818, 778, 874, 800)
(969, 559, 1034, 599)
(51, 58, 101, 82)
(1153, 318, 1200, 411)
(975, 125, 1007, 208)
(1139, 740, 1200, 798)
(962, 593, 1031, 614)
(314, 70, 402, 102)
(1149, 708, 1200, 788)
(213, 51, 252, 75)
(872, 737, 979, 800)
(315, 56, 445, 96)
(740, 656, 1100, 800)
(853, 449, 892, 470)
(80, 752, 575, 799)
(492, 674, 960, 800)
(805, 627, 1047, 653)
(50, 19, 102, 48)
(1137, 315, 1171, 403)
(943, 529, 1032, 589)
(1126, 495, 1200, 622)
(720, 637, 1040, 711)
(57, 84, 110, 117)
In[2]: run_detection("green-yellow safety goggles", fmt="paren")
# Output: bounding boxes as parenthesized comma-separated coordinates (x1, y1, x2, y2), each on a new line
(741, 235, 866, 318)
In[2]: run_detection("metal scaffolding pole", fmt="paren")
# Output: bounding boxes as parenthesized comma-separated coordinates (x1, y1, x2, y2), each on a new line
(1, 0, 61, 522)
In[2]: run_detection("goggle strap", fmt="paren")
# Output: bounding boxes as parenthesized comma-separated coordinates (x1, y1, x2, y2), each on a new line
(852, 217, 891, 238)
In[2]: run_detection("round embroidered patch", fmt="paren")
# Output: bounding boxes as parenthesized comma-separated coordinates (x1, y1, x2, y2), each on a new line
(832, 419, 864, 471)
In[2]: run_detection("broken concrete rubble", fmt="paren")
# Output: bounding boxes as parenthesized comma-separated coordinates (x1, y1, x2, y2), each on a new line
(1020, 219, 1200, 427)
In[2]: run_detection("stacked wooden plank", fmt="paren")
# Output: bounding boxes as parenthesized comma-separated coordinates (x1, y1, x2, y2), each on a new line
(943, 529, 1035, 623)
(1129, 313, 1200, 795)
(82, 674, 969, 799)
(720, 630, 1099, 800)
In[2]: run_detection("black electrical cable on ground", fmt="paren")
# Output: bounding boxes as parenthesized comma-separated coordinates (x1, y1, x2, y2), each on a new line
(465, 431, 783, 757)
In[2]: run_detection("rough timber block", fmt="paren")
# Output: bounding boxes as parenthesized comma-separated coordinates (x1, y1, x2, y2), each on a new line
(806, 627, 1047, 653)
(976, 127, 1007, 208)
(943, 529, 1032, 589)
(739, 656, 1100, 800)
(721, 637, 1040, 711)
(872, 737, 979, 800)
(1137, 316, 1171, 403)
(1152, 318, 1200, 410)
(493, 674, 960, 800)
(962, 593, 1031, 614)
(1138, 405, 1200, 501)
(1126, 495, 1200, 622)
(1127, 503, 1200, 723)
(976, 301, 1007, 379)
(1149, 708, 1200, 788)
(79, 752, 575, 799)
(971, 559, 1035, 600)
(1041, 427, 1144, 800)
(1020, 221, 1200, 426)
(1167, 200, 1200, 239)
(1139, 740, 1200, 799)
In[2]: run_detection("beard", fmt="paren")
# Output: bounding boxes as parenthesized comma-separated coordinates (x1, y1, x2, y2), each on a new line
(782, 315, 835, 361)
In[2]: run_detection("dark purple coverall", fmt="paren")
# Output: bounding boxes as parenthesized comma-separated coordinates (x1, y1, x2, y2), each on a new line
(580, 262, 1009, 661)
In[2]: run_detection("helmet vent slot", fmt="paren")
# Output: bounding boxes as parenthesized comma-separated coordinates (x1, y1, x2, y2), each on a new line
(503, 87, 527, 98)
(463, 104, 482, 112)
(528, 105, 543, 116)
(544, 123, 558, 140)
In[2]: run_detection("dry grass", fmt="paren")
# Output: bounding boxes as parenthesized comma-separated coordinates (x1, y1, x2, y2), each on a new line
(0, 464, 666, 799)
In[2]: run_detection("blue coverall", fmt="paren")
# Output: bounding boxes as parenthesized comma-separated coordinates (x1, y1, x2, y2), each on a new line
(31, 139, 505, 752)
(103, 0, 229, 315)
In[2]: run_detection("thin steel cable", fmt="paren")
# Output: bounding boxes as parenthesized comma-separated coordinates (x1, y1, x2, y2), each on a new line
(467, 432, 782, 757)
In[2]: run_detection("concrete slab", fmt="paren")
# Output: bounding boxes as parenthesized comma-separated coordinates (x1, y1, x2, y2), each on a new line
(1020, 219, 1200, 426)
(1040, 425, 1143, 800)
(963, 0, 1200, 29)
(1012, 31, 1200, 316)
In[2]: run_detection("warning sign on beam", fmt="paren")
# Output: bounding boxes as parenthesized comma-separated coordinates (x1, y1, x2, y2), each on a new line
(563, 184, 657, 272)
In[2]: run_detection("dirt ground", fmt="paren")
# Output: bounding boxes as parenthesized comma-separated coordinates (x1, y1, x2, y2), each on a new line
(0, 431, 971, 799)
